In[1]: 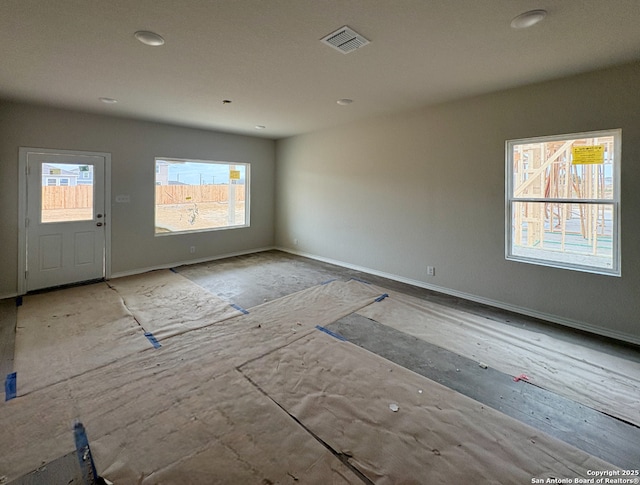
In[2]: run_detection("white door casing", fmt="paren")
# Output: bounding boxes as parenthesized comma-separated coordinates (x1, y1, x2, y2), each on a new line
(18, 148, 111, 293)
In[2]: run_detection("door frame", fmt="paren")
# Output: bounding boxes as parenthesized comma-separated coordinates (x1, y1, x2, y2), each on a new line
(18, 147, 112, 294)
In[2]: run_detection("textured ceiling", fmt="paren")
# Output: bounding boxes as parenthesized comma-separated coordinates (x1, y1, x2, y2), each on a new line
(1, 0, 640, 139)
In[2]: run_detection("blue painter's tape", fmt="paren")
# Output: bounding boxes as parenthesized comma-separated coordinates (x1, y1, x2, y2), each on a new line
(169, 267, 177, 273)
(74, 421, 99, 483)
(321, 278, 337, 285)
(230, 303, 249, 314)
(349, 277, 371, 285)
(16, 296, 23, 307)
(74, 421, 89, 451)
(315, 325, 347, 341)
(144, 332, 161, 349)
(5, 372, 17, 401)
(374, 293, 389, 302)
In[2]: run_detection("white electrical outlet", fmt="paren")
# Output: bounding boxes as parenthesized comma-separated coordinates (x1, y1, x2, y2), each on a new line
(189, 246, 196, 254)
(293, 238, 299, 246)
(427, 266, 435, 276)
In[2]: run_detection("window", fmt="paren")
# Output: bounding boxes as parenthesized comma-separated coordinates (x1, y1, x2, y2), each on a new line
(506, 129, 620, 276)
(154, 158, 250, 235)
(41, 163, 94, 223)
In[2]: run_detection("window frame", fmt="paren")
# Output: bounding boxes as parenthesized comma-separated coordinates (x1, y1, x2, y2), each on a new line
(505, 129, 621, 276)
(154, 157, 250, 236)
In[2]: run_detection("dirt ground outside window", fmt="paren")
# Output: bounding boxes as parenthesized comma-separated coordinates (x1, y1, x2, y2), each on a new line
(155, 201, 246, 233)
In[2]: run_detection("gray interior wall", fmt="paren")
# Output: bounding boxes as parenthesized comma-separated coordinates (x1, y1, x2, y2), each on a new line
(275, 61, 640, 342)
(0, 102, 275, 297)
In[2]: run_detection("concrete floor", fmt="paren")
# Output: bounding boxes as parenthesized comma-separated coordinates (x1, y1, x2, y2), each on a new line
(2, 249, 639, 482)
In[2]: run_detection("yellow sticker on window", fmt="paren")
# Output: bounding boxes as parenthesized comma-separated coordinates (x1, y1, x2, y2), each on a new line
(50, 168, 61, 174)
(572, 145, 605, 165)
(229, 170, 241, 180)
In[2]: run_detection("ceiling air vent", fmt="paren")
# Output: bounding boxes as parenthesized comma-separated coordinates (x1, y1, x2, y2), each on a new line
(320, 26, 370, 54)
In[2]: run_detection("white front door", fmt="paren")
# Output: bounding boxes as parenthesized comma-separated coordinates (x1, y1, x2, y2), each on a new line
(24, 151, 107, 291)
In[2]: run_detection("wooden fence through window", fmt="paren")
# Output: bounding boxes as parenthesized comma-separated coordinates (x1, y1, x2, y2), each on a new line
(155, 185, 245, 205)
(42, 186, 92, 209)
(41, 185, 246, 209)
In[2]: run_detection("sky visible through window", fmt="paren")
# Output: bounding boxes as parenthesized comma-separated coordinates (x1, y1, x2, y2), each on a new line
(45, 163, 91, 172)
(166, 161, 241, 185)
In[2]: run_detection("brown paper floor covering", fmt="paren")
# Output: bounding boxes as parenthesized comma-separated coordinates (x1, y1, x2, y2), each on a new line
(1, 279, 384, 482)
(14, 282, 150, 396)
(1, 275, 621, 483)
(357, 290, 640, 427)
(240, 331, 616, 484)
(106, 270, 244, 340)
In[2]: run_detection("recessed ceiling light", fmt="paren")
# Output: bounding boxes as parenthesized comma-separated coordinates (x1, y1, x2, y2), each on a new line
(134, 31, 165, 46)
(255, 125, 266, 130)
(99, 97, 118, 104)
(337, 98, 353, 105)
(510, 9, 547, 29)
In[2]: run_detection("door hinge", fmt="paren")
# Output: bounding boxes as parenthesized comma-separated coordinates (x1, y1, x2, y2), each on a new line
(25, 217, 29, 227)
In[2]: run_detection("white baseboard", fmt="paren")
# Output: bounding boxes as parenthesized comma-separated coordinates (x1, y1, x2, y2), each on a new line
(4, 247, 276, 298)
(110, 246, 276, 279)
(276, 246, 640, 347)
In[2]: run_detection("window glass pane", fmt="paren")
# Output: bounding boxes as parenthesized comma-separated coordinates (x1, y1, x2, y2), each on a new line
(507, 130, 619, 275)
(512, 135, 614, 200)
(41, 163, 94, 223)
(155, 159, 249, 234)
(510, 201, 614, 271)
